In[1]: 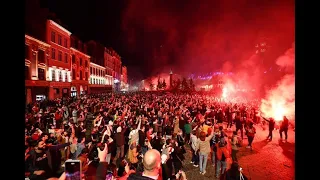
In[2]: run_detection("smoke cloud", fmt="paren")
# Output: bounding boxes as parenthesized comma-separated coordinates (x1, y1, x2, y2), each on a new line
(260, 43, 295, 121)
(121, 0, 295, 77)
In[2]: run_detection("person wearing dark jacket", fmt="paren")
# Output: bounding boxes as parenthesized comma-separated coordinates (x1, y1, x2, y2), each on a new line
(263, 117, 275, 141)
(114, 126, 126, 158)
(280, 116, 289, 142)
(234, 115, 244, 139)
(28, 140, 70, 180)
(138, 126, 147, 154)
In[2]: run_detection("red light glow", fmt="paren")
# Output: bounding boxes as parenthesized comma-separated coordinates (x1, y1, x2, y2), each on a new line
(260, 74, 295, 121)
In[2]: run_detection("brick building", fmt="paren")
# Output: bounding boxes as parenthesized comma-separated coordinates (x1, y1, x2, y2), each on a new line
(25, 3, 128, 100)
(46, 20, 72, 99)
(104, 48, 114, 90)
(70, 35, 90, 97)
(25, 35, 51, 104)
(121, 66, 129, 91)
(109, 49, 122, 91)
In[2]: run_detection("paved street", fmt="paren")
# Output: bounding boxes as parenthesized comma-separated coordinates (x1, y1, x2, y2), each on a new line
(182, 123, 295, 180)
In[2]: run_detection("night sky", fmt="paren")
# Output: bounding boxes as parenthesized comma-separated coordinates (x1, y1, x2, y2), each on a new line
(27, 0, 295, 81)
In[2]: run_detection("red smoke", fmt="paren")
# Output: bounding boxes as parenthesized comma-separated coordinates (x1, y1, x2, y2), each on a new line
(121, 0, 295, 76)
(260, 43, 295, 121)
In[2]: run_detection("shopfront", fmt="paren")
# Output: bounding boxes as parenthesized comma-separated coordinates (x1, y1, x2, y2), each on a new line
(49, 82, 71, 100)
(25, 80, 49, 103)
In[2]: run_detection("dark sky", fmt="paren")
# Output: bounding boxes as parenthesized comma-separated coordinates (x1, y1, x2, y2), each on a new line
(31, 0, 294, 81)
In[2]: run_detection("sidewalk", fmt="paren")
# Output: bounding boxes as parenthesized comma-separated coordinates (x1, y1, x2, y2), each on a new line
(183, 123, 295, 180)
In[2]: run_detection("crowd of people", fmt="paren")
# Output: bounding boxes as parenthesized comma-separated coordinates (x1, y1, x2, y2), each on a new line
(25, 92, 291, 180)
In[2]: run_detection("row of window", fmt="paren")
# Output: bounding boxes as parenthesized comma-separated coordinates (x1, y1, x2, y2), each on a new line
(51, 48, 68, 63)
(25, 45, 46, 63)
(105, 61, 114, 69)
(90, 67, 105, 77)
(72, 69, 89, 81)
(51, 69, 64, 82)
(72, 55, 88, 67)
(26, 44, 91, 67)
(51, 31, 68, 47)
(90, 78, 106, 85)
(25, 65, 112, 85)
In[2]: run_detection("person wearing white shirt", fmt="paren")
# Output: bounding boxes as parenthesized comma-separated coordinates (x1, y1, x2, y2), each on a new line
(190, 130, 199, 167)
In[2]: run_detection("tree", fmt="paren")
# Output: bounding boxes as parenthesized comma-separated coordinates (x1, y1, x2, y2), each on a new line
(162, 79, 167, 90)
(175, 78, 181, 91)
(182, 77, 189, 91)
(189, 78, 195, 91)
(157, 77, 162, 90)
(148, 80, 154, 91)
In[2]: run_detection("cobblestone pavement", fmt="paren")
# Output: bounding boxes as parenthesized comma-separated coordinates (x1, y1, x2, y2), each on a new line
(182, 123, 295, 180)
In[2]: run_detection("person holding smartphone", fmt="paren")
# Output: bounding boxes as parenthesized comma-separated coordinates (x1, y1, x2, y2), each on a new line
(65, 159, 82, 180)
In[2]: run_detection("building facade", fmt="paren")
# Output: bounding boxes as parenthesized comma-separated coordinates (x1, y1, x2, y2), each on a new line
(104, 48, 114, 90)
(25, 14, 128, 101)
(25, 34, 51, 104)
(121, 66, 129, 91)
(46, 20, 72, 99)
(89, 62, 110, 93)
(110, 49, 122, 91)
(70, 35, 90, 97)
